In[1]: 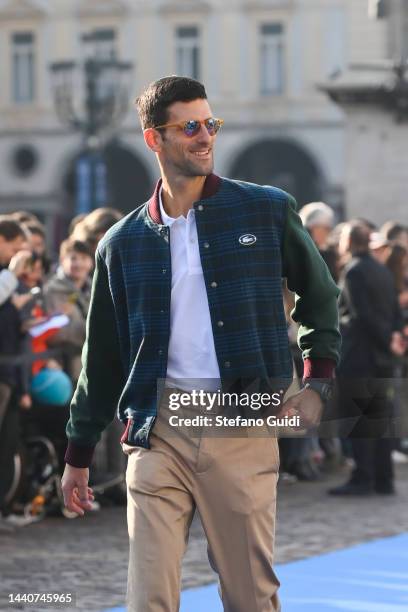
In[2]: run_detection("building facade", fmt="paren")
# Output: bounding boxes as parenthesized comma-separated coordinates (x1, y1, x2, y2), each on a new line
(323, 0, 408, 225)
(0, 0, 393, 243)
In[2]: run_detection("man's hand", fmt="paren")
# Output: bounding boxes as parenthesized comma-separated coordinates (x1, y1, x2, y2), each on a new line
(61, 465, 94, 516)
(278, 387, 324, 429)
(8, 250, 33, 277)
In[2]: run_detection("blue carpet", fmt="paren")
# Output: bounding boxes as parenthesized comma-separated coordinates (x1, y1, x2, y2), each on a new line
(104, 533, 408, 611)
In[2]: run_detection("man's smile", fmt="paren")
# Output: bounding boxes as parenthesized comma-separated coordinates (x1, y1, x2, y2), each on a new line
(191, 148, 212, 158)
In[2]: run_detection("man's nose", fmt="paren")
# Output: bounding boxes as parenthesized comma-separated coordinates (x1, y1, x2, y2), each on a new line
(196, 123, 212, 143)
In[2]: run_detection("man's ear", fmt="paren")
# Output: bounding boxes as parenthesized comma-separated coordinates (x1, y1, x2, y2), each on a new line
(144, 128, 163, 153)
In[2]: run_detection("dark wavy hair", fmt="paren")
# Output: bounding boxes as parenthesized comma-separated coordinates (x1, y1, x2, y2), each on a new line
(135, 75, 207, 130)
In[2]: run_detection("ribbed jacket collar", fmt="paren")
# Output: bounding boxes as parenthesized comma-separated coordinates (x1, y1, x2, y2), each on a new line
(148, 173, 222, 225)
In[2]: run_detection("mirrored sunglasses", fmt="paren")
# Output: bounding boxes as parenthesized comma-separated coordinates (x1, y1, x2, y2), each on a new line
(154, 117, 224, 137)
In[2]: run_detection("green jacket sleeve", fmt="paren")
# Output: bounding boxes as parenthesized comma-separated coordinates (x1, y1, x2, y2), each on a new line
(281, 194, 341, 364)
(65, 250, 125, 460)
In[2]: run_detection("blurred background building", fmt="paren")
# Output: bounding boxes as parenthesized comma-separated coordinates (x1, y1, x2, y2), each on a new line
(323, 0, 408, 225)
(0, 0, 406, 247)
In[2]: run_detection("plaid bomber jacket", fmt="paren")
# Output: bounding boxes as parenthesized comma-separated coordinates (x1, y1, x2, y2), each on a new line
(65, 174, 341, 467)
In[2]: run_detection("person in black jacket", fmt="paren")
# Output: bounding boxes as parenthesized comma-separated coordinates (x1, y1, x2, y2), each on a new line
(0, 219, 30, 521)
(329, 221, 406, 496)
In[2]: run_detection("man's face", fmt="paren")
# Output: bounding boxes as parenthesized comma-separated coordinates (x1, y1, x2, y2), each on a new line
(371, 245, 390, 264)
(310, 225, 332, 250)
(21, 258, 44, 288)
(0, 235, 27, 266)
(30, 233, 46, 256)
(61, 251, 93, 286)
(156, 99, 216, 178)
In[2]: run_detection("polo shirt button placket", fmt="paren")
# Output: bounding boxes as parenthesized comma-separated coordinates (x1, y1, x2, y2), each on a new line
(197, 204, 204, 212)
(211, 281, 218, 288)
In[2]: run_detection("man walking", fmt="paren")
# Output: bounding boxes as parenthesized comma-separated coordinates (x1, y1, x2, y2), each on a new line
(62, 76, 340, 611)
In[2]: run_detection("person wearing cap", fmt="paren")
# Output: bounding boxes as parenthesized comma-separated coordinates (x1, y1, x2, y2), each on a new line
(369, 232, 391, 265)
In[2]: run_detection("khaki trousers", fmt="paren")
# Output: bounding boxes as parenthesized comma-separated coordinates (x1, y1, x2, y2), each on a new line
(124, 395, 281, 612)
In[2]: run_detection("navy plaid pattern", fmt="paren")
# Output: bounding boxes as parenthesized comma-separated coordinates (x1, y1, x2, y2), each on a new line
(66, 177, 340, 456)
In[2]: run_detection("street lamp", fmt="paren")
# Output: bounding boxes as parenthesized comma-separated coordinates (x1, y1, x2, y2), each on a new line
(50, 32, 133, 213)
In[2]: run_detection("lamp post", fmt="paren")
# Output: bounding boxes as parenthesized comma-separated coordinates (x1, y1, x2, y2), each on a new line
(50, 32, 133, 213)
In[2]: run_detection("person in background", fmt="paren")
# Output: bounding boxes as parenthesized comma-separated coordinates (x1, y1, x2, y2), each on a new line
(24, 223, 51, 275)
(71, 207, 123, 255)
(369, 232, 391, 265)
(329, 221, 406, 496)
(386, 243, 408, 325)
(43, 239, 94, 383)
(381, 221, 408, 251)
(384, 242, 408, 459)
(8, 213, 50, 270)
(298, 203, 340, 469)
(68, 214, 87, 238)
(9, 211, 42, 227)
(0, 215, 32, 308)
(70, 207, 126, 488)
(299, 201, 340, 283)
(0, 219, 30, 419)
(24, 223, 46, 257)
(0, 219, 31, 529)
(298, 201, 335, 251)
(18, 252, 45, 294)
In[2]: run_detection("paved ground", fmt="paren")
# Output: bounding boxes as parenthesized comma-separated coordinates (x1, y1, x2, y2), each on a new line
(1, 462, 407, 612)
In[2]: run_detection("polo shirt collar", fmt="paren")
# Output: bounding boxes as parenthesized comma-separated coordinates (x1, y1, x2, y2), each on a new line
(148, 173, 222, 225)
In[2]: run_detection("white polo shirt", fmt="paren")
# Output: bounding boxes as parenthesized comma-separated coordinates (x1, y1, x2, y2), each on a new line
(159, 188, 221, 391)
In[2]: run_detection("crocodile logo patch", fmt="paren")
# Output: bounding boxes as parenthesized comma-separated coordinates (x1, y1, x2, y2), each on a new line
(238, 234, 257, 246)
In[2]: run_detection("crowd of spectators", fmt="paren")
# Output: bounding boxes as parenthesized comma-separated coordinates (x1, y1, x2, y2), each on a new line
(0, 202, 407, 529)
(286, 204, 408, 491)
(0, 208, 123, 528)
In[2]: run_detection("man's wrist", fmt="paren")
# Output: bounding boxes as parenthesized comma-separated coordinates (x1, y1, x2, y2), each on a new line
(303, 380, 333, 403)
(64, 441, 95, 468)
